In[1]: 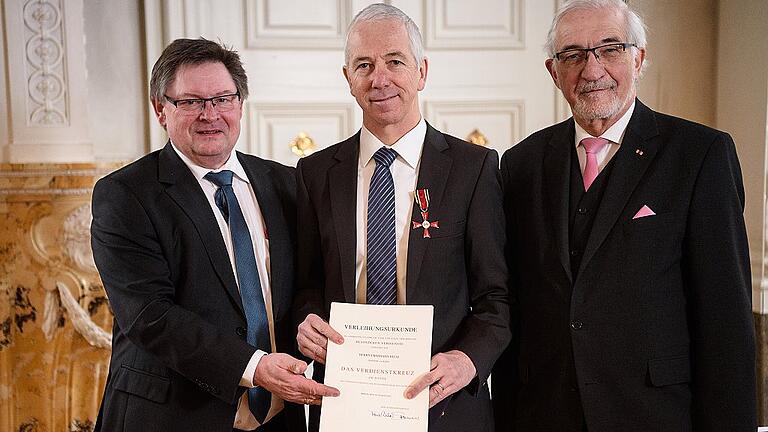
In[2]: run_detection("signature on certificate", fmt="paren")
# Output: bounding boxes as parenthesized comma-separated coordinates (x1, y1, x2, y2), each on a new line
(370, 410, 419, 421)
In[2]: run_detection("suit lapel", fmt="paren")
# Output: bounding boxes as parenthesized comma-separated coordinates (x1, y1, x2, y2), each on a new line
(577, 100, 661, 278)
(238, 153, 291, 319)
(329, 134, 360, 303)
(543, 119, 576, 287)
(406, 124, 451, 303)
(158, 143, 245, 316)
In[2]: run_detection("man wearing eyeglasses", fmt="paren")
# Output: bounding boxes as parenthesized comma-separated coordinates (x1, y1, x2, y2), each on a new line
(492, 1, 756, 431)
(91, 38, 338, 432)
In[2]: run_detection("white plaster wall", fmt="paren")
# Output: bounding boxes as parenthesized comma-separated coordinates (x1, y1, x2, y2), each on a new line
(83, 0, 147, 161)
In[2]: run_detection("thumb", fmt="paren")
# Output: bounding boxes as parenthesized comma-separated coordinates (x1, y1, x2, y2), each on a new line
(288, 359, 308, 375)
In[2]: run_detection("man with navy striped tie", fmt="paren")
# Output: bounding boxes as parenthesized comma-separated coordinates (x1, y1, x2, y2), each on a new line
(293, 4, 510, 431)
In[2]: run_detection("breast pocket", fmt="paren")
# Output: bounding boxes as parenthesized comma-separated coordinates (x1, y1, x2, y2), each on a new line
(427, 220, 466, 240)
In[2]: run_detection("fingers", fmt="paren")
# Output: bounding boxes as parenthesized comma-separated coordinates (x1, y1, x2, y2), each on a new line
(404, 351, 477, 408)
(254, 353, 340, 405)
(297, 331, 327, 364)
(297, 314, 344, 364)
(308, 314, 344, 344)
(403, 370, 437, 399)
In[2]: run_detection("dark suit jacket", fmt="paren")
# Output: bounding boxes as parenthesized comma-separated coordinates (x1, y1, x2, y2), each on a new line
(293, 123, 510, 432)
(91, 143, 305, 432)
(492, 100, 756, 432)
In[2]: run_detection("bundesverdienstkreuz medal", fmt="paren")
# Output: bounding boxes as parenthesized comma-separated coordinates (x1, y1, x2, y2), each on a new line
(411, 188, 439, 238)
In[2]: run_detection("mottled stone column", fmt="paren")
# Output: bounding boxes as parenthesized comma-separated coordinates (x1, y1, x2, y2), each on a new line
(0, 163, 120, 432)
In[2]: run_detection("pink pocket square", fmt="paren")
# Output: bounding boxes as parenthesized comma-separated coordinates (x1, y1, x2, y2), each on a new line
(632, 205, 656, 219)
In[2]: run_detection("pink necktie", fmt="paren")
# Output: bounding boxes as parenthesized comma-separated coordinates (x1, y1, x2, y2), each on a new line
(581, 137, 609, 191)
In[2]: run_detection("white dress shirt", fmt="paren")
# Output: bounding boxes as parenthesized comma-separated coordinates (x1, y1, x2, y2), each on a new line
(574, 100, 636, 175)
(171, 143, 282, 430)
(355, 118, 426, 304)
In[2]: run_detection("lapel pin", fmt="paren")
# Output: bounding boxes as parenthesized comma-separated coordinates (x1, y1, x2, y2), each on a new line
(635, 148, 644, 156)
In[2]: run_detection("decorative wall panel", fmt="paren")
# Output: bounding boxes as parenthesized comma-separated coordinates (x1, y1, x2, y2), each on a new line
(425, 100, 524, 155)
(425, 0, 524, 49)
(246, 0, 351, 48)
(3, 0, 93, 162)
(0, 163, 119, 432)
(248, 102, 356, 165)
(22, 0, 68, 126)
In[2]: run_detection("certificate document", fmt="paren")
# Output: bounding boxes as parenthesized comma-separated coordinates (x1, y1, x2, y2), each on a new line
(319, 302, 434, 432)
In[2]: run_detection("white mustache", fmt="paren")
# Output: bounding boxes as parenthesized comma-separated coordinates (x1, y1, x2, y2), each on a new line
(578, 80, 616, 93)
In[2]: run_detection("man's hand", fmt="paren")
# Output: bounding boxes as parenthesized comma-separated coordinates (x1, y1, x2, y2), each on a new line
(297, 313, 344, 364)
(253, 353, 340, 405)
(403, 350, 477, 408)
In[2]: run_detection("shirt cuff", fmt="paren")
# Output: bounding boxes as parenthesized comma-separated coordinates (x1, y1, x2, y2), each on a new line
(240, 349, 268, 388)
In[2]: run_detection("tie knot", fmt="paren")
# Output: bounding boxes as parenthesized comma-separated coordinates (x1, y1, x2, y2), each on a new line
(580, 137, 609, 154)
(373, 147, 397, 168)
(205, 170, 234, 187)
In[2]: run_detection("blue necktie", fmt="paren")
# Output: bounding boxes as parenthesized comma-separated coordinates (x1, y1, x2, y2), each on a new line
(204, 170, 271, 423)
(366, 147, 398, 305)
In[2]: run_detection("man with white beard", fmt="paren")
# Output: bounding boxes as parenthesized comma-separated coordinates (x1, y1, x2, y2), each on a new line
(492, 0, 756, 431)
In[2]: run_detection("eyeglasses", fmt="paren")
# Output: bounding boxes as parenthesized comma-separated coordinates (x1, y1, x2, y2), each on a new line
(164, 92, 241, 113)
(554, 43, 636, 67)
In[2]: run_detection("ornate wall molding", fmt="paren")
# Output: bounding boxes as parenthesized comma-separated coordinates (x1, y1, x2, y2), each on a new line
(425, 0, 525, 49)
(23, 0, 68, 126)
(425, 99, 524, 155)
(248, 102, 356, 166)
(2, 0, 93, 162)
(246, 0, 351, 49)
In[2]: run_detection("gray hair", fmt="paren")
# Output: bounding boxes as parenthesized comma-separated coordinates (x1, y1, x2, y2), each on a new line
(344, 3, 424, 66)
(149, 38, 249, 102)
(544, 0, 647, 58)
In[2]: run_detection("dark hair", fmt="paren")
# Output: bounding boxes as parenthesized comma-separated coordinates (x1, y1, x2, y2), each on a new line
(149, 38, 249, 102)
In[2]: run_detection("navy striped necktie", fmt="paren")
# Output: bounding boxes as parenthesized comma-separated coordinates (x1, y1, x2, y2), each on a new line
(204, 170, 271, 423)
(366, 147, 398, 305)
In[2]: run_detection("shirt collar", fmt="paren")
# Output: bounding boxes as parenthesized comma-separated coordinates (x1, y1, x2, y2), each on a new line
(170, 141, 250, 185)
(359, 118, 426, 169)
(574, 100, 636, 147)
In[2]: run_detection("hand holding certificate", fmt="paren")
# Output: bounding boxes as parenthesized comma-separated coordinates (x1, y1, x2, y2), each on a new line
(319, 302, 434, 432)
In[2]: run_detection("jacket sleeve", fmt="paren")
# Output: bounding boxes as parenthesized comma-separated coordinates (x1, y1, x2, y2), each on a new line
(452, 149, 512, 389)
(292, 158, 328, 330)
(492, 148, 521, 432)
(682, 132, 756, 431)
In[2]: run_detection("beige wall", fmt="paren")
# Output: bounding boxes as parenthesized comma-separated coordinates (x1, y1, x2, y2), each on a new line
(634, 0, 718, 126)
(715, 0, 768, 311)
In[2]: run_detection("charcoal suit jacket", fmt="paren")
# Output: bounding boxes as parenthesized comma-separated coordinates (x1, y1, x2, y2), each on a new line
(492, 100, 756, 432)
(294, 122, 510, 432)
(91, 143, 305, 432)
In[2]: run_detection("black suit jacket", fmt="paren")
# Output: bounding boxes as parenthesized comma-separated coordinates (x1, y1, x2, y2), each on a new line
(493, 100, 756, 432)
(91, 144, 305, 432)
(294, 123, 510, 432)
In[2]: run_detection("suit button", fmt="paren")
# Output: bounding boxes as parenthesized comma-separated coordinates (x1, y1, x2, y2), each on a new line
(570, 249, 580, 257)
(577, 207, 587, 215)
(236, 327, 246, 337)
(570, 320, 583, 330)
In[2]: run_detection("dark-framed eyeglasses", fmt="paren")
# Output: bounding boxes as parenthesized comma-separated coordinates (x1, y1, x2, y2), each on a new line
(554, 43, 637, 67)
(163, 92, 241, 113)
